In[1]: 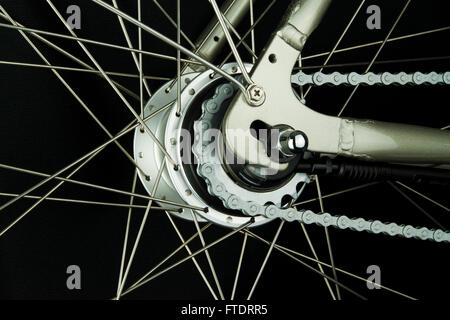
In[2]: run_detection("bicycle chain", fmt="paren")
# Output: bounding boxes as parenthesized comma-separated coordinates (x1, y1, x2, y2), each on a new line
(291, 71, 450, 86)
(192, 81, 308, 215)
(193, 78, 450, 243)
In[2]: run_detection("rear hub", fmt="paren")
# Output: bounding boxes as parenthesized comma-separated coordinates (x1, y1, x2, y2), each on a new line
(134, 63, 308, 228)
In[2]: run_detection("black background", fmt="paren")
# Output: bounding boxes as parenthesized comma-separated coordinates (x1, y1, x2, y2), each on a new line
(0, 0, 449, 300)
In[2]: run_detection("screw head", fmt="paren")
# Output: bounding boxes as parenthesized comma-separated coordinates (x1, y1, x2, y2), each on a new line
(245, 84, 266, 106)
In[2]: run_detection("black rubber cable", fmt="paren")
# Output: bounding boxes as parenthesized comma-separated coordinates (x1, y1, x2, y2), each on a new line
(297, 157, 450, 186)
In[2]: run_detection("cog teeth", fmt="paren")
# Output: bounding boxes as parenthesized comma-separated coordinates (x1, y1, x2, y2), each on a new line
(192, 80, 307, 218)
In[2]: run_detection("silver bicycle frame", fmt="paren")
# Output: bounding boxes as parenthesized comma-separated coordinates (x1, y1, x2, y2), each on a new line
(220, 0, 450, 171)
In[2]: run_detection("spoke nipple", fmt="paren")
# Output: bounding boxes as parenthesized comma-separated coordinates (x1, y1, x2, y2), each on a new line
(203, 207, 209, 213)
(178, 208, 183, 213)
(174, 164, 179, 171)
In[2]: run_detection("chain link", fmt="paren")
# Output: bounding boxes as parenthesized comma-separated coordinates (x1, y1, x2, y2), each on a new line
(192, 76, 450, 243)
(291, 71, 450, 86)
(192, 81, 307, 212)
(265, 205, 450, 243)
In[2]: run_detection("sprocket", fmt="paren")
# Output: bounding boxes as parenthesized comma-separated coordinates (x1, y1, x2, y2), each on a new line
(192, 80, 309, 216)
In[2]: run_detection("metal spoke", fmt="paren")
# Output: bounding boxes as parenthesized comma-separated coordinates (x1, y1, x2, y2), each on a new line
(116, 170, 138, 297)
(152, 0, 196, 49)
(0, 60, 170, 80)
(302, 26, 450, 61)
(230, 232, 247, 300)
(388, 182, 445, 229)
(0, 192, 180, 212)
(338, 0, 412, 116)
(116, 159, 166, 299)
(121, 219, 254, 297)
(0, 99, 173, 234)
(0, 0, 446, 302)
(314, 176, 341, 300)
(176, 0, 182, 116)
(247, 220, 284, 300)
(112, 0, 152, 98)
(219, 0, 276, 68)
(395, 181, 449, 212)
(47, 0, 177, 167)
(223, 15, 258, 61)
(249, 0, 255, 63)
(304, 0, 366, 98)
(0, 162, 205, 212)
(297, 221, 336, 300)
(165, 0, 257, 92)
(0, 12, 140, 101)
(282, 245, 415, 299)
(0, 151, 99, 237)
(1, 7, 148, 178)
(297, 55, 305, 99)
(191, 210, 225, 300)
(166, 211, 219, 300)
(0, 101, 205, 213)
(245, 230, 416, 300)
(207, 0, 253, 85)
(138, 0, 145, 127)
(0, 10, 177, 228)
(0, 22, 200, 66)
(123, 222, 214, 296)
(91, 0, 246, 93)
(112, 0, 152, 100)
(243, 229, 368, 300)
(0, 123, 138, 213)
(294, 182, 379, 206)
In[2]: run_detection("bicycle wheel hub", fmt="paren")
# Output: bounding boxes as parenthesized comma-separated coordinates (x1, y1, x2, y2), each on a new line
(134, 63, 308, 228)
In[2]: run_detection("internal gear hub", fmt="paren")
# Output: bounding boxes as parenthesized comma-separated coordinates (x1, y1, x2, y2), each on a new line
(134, 63, 308, 228)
